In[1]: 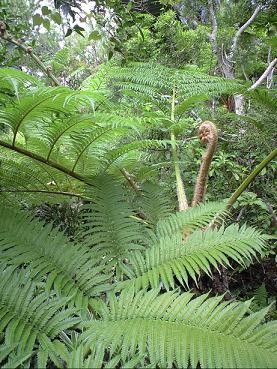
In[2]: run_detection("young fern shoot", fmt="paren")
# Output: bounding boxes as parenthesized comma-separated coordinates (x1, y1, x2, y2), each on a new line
(192, 121, 218, 206)
(171, 84, 189, 211)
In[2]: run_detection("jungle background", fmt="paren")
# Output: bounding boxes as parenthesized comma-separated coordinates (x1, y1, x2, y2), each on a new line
(0, 0, 276, 367)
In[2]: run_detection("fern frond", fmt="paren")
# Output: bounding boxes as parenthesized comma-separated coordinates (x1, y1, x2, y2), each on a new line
(81, 288, 277, 368)
(134, 182, 173, 228)
(0, 148, 86, 205)
(110, 63, 244, 110)
(0, 208, 111, 308)
(0, 266, 79, 368)
(116, 220, 267, 291)
(0, 67, 41, 97)
(156, 201, 226, 238)
(81, 175, 147, 261)
(0, 69, 165, 198)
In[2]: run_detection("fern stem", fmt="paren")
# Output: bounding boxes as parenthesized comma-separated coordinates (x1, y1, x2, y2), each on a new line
(191, 121, 218, 206)
(0, 140, 143, 192)
(0, 140, 89, 184)
(0, 189, 87, 199)
(208, 147, 277, 230)
(120, 168, 140, 192)
(170, 85, 189, 211)
(227, 147, 277, 208)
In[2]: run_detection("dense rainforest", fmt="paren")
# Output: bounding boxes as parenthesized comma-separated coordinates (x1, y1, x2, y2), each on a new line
(0, 0, 276, 368)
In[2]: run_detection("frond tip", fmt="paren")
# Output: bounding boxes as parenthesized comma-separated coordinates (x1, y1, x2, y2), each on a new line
(82, 288, 277, 368)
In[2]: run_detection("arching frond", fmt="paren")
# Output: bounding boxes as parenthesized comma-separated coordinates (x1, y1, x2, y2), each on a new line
(0, 67, 41, 98)
(110, 63, 244, 110)
(0, 267, 79, 368)
(0, 208, 111, 308)
(81, 288, 277, 368)
(0, 69, 165, 200)
(116, 216, 267, 291)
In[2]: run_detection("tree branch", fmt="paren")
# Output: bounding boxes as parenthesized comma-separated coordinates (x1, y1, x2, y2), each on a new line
(0, 21, 60, 86)
(228, 5, 262, 61)
(207, 0, 218, 57)
(248, 58, 277, 91)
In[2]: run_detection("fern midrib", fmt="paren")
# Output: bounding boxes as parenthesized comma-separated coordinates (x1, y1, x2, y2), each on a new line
(0, 188, 86, 199)
(129, 235, 261, 276)
(0, 140, 91, 185)
(12, 93, 59, 147)
(94, 318, 276, 355)
(71, 127, 114, 172)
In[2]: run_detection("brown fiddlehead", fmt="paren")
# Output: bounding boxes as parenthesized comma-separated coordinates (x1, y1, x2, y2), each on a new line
(191, 121, 218, 207)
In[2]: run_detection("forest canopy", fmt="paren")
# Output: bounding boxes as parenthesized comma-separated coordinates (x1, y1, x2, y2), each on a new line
(0, 0, 276, 368)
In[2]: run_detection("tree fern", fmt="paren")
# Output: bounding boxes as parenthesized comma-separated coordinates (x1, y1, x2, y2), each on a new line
(0, 267, 79, 368)
(81, 288, 277, 368)
(0, 69, 166, 202)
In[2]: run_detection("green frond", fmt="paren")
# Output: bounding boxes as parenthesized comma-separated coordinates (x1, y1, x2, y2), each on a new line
(116, 216, 267, 291)
(110, 63, 244, 109)
(0, 69, 165, 200)
(81, 62, 112, 93)
(0, 68, 41, 98)
(81, 175, 147, 261)
(134, 182, 173, 228)
(248, 88, 277, 112)
(81, 288, 277, 368)
(0, 267, 79, 368)
(156, 201, 227, 238)
(0, 148, 86, 205)
(0, 208, 111, 308)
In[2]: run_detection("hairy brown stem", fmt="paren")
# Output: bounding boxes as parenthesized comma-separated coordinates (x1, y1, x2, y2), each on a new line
(191, 121, 218, 206)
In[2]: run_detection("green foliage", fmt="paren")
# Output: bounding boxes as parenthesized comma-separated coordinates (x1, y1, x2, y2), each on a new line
(0, 207, 111, 309)
(0, 189, 276, 368)
(0, 43, 276, 368)
(81, 288, 277, 368)
(0, 68, 165, 203)
(0, 266, 79, 368)
(110, 62, 244, 110)
(116, 222, 267, 291)
(81, 175, 147, 261)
